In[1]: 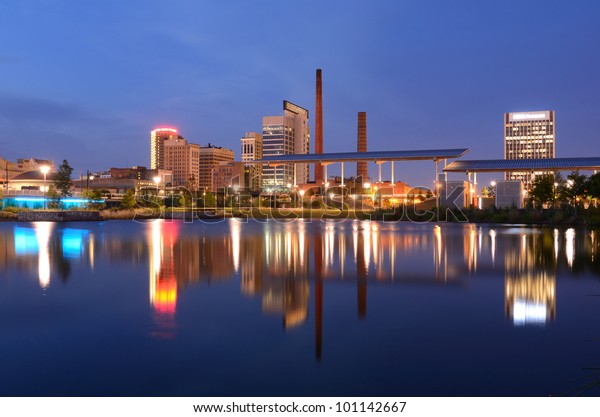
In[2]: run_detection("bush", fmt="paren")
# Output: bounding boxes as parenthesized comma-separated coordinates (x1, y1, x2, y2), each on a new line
(0, 210, 17, 220)
(2, 206, 27, 214)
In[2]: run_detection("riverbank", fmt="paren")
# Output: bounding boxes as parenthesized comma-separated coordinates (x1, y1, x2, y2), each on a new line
(2, 205, 600, 225)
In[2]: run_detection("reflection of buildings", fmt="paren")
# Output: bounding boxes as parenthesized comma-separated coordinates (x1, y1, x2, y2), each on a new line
(6, 220, 600, 359)
(11, 223, 90, 288)
(148, 221, 179, 317)
(240, 223, 310, 329)
(503, 230, 556, 326)
(147, 220, 184, 339)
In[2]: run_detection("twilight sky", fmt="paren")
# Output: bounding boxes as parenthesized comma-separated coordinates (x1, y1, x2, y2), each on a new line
(1, 0, 599, 187)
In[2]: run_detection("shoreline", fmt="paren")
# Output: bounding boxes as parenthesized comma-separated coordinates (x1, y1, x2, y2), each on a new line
(1, 206, 600, 226)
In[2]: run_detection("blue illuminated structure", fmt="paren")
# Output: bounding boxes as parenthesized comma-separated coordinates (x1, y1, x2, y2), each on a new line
(2, 197, 104, 210)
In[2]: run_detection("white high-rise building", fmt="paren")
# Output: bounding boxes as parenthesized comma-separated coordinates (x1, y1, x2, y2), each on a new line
(261, 101, 310, 191)
(241, 132, 263, 192)
(504, 111, 555, 187)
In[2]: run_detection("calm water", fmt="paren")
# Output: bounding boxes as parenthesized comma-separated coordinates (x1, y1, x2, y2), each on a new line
(1, 219, 600, 396)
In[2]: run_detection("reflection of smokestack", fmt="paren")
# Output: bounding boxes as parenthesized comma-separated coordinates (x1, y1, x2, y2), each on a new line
(314, 233, 323, 362)
(357, 231, 367, 319)
(314, 69, 324, 183)
(357, 112, 367, 181)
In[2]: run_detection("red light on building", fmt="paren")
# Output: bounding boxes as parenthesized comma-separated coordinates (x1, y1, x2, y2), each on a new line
(153, 127, 178, 133)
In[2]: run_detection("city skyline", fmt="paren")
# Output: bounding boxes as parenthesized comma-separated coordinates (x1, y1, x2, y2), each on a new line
(1, 1, 600, 187)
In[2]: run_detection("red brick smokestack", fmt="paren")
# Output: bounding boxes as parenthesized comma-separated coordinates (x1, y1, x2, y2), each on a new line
(357, 112, 367, 181)
(314, 69, 324, 183)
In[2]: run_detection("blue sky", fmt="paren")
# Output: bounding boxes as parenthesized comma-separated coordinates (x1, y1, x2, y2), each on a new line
(1, 0, 599, 186)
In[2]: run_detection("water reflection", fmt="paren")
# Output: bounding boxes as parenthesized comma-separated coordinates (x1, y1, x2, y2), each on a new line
(148, 221, 179, 337)
(3, 220, 600, 339)
(12, 223, 86, 288)
(35, 222, 53, 288)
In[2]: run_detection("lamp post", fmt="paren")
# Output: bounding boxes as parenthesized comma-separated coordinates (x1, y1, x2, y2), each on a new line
(233, 184, 240, 209)
(86, 170, 95, 189)
(40, 165, 50, 210)
(153, 176, 161, 205)
(373, 186, 378, 208)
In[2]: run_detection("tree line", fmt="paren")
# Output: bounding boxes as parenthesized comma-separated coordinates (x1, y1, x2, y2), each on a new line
(528, 170, 600, 208)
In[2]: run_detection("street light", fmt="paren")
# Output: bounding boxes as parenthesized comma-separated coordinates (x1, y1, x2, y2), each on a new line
(40, 165, 50, 210)
(298, 189, 305, 209)
(373, 186, 378, 207)
(85, 170, 95, 190)
(153, 176, 161, 205)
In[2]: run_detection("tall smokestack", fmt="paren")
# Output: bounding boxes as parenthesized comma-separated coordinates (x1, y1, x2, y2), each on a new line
(357, 112, 367, 181)
(314, 69, 324, 183)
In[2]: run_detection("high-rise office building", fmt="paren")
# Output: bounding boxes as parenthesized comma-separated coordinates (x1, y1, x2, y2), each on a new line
(241, 132, 263, 192)
(241, 131, 263, 162)
(150, 127, 179, 170)
(163, 137, 200, 187)
(262, 101, 310, 191)
(504, 111, 555, 187)
(198, 144, 234, 191)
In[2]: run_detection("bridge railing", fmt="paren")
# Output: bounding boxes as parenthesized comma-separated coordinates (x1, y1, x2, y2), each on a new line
(2, 189, 85, 198)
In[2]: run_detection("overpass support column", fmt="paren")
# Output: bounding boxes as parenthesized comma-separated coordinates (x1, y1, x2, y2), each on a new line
(376, 161, 383, 184)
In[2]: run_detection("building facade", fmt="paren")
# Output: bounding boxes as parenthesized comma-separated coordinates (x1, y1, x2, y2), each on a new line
(504, 111, 555, 187)
(262, 101, 310, 191)
(150, 127, 179, 170)
(1, 157, 55, 190)
(241, 132, 263, 192)
(163, 138, 200, 187)
(199, 144, 234, 191)
(211, 162, 245, 193)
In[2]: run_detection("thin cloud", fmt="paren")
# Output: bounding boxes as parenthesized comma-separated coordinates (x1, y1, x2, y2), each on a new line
(0, 92, 109, 126)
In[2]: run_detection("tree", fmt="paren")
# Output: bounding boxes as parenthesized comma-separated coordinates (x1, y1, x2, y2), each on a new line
(186, 174, 198, 205)
(564, 170, 588, 206)
(82, 188, 105, 210)
(54, 160, 73, 198)
(587, 172, 600, 205)
(529, 174, 555, 208)
(120, 189, 136, 209)
(46, 185, 61, 209)
(204, 191, 216, 208)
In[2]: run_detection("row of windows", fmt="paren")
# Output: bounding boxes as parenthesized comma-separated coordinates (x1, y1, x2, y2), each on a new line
(506, 122, 553, 127)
